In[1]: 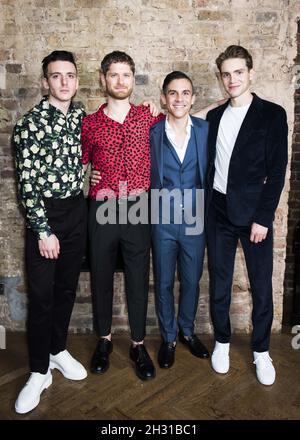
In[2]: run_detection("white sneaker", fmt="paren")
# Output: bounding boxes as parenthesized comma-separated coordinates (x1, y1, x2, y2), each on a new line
(211, 341, 230, 374)
(253, 351, 276, 385)
(49, 350, 87, 380)
(15, 370, 52, 414)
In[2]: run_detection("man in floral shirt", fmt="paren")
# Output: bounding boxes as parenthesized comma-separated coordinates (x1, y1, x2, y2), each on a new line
(13, 50, 87, 414)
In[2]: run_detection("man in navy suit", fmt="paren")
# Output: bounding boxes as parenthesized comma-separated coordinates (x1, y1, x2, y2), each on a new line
(206, 45, 288, 385)
(150, 71, 210, 368)
(90, 71, 221, 370)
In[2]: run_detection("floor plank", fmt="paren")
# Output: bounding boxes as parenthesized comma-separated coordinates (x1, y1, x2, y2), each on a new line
(0, 332, 299, 420)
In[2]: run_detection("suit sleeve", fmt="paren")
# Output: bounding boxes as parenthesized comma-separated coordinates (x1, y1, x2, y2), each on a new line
(252, 107, 288, 227)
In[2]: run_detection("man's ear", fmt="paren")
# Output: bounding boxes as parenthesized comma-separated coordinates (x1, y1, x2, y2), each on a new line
(249, 68, 255, 82)
(160, 92, 166, 106)
(100, 72, 106, 89)
(191, 94, 196, 106)
(42, 76, 49, 91)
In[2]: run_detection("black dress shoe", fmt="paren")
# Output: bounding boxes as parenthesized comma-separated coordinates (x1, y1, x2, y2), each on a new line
(178, 332, 210, 359)
(90, 338, 113, 374)
(157, 341, 176, 368)
(130, 344, 156, 380)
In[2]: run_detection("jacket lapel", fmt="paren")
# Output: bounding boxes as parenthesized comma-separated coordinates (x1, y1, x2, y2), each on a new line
(151, 121, 165, 187)
(191, 116, 207, 187)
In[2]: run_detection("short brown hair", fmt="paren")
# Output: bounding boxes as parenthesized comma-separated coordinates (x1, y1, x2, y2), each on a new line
(42, 50, 77, 78)
(216, 45, 253, 71)
(101, 51, 135, 76)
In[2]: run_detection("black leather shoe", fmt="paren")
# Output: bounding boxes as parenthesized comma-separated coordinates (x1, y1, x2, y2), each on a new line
(178, 332, 210, 358)
(130, 344, 156, 380)
(90, 338, 113, 374)
(157, 341, 176, 368)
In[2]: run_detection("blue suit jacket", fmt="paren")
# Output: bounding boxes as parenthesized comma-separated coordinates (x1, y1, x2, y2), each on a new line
(150, 116, 209, 191)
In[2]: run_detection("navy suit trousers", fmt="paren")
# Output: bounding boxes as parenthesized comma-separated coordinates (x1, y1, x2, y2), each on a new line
(152, 223, 205, 342)
(207, 190, 273, 352)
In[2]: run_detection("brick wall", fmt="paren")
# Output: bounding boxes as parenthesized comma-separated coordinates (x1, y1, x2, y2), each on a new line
(0, 0, 299, 335)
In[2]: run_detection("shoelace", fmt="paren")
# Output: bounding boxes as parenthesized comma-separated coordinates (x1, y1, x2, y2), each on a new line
(186, 335, 202, 346)
(26, 372, 50, 386)
(58, 350, 72, 360)
(253, 353, 273, 365)
(134, 345, 150, 363)
(188, 335, 196, 342)
(97, 339, 111, 354)
(213, 350, 229, 359)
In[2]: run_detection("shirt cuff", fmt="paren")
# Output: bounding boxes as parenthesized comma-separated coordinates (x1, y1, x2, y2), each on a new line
(37, 227, 52, 241)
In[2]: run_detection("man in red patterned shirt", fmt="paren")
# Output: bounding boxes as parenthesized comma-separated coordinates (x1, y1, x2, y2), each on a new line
(82, 51, 163, 381)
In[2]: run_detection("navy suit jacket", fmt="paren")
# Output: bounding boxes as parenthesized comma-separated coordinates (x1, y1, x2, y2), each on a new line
(206, 93, 288, 227)
(150, 116, 209, 191)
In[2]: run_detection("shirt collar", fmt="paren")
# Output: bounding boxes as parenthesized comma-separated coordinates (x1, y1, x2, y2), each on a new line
(99, 102, 138, 122)
(165, 114, 193, 133)
(38, 96, 80, 118)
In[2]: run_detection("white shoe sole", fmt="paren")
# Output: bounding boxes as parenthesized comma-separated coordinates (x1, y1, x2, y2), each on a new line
(212, 364, 229, 374)
(256, 373, 276, 386)
(15, 375, 52, 414)
(211, 356, 229, 374)
(49, 360, 87, 380)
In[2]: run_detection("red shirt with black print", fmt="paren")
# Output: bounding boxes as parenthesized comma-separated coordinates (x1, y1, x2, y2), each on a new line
(81, 104, 164, 200)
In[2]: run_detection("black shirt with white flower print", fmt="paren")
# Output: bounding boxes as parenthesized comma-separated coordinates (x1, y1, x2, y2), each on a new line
(13, 96, 85, 240)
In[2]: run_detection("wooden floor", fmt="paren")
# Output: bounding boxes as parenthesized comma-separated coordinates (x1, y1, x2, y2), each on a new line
(0, 331, 299, 420)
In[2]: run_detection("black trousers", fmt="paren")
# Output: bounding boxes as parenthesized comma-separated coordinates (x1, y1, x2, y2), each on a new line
(89, 199, 150, 342)
(207, 190, 273, 352)
(25, 193, 87, 373)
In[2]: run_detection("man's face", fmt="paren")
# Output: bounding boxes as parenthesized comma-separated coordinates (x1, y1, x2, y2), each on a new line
(161, 78, 195, 119)
(42, 61, 78, 103)
(101, 62, 134, 100)
(220, 58, 253, 99)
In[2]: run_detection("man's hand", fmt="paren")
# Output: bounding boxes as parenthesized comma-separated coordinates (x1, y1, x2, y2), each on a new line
(141, 100, 160, 117)
(38, 234, 60, 259)
(90, 169, 101, 186)
(83, 163, 89, 173)
(192, 98, 228, 119)
(250, 223, 268, 243)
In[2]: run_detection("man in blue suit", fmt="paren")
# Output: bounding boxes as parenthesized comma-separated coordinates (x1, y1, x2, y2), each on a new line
(150, 71, 210, 368)
(90, 71, 218, 370)
(206, 46, 288, 385)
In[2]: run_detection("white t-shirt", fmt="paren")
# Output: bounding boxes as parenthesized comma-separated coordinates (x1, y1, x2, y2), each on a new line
(213, 103, 250, 194)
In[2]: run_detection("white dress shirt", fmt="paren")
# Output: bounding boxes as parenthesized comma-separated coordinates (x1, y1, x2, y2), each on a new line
(165, 116, 193, 163)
